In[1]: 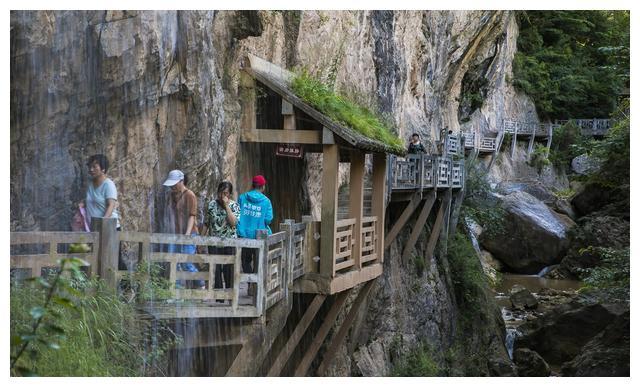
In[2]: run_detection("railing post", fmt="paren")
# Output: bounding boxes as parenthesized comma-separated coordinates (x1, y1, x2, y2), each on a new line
(371, 153, 387, 264)
(256, 230, 269, 315)
(281, 219, 295, 291)
(92, 217, 119, 290)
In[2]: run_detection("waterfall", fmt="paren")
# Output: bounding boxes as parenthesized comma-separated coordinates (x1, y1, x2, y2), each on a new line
(505, 328, 522, 360)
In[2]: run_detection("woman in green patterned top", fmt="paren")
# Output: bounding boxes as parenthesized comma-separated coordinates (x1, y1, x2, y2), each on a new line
(204, 181, 240, 293)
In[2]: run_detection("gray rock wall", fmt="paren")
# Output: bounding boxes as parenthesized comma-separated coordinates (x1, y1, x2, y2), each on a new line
(11, 10, 527, 375)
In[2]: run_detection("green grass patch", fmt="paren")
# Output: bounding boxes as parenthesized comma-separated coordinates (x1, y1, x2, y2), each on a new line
(290, 70, 404, 153)
(11, 278, 179, 376)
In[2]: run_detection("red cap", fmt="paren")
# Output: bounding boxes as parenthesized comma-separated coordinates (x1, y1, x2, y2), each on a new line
(252, 175, 267, 187)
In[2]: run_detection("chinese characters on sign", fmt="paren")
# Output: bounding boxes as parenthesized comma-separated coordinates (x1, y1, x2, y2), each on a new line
(276, 143, 303, 158)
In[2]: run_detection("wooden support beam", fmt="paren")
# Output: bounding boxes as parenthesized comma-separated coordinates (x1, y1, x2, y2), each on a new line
(385, 192, 421, 249)
(294, 290, 352, 376)
(321, 144, 339, 277)
(316, 279, 375, 376)
(371, 153, 387, 263)
(267, 295, 326, 376)
(426, 190, 452, 262)
(349, 151, 365, 270)
(401, 191, 437, 263)
(448, 189, 465, 237)
(240, 129, 321, 144)
(440, 189, 453, 257)
(225, 293, 293, 376)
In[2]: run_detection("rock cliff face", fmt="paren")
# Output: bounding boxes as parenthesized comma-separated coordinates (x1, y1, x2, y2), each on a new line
(11, 10, 530, 375)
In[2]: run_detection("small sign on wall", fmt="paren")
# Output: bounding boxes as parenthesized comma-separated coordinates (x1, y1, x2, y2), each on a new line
(276, 144, 303, 158)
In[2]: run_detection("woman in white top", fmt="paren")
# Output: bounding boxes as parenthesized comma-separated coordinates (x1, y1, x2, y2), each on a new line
(84, 154, 120, 230)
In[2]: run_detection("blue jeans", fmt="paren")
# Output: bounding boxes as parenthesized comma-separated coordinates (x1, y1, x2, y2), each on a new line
(169, 233, 205, 288)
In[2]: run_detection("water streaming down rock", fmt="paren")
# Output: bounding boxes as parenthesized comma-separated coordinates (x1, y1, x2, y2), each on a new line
(11, 10, 549, 376)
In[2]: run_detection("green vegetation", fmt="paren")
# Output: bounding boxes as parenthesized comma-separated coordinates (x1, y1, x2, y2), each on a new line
(548, 121, 587, 170)
(290, 70, 404, 152)
(582, 100, 630, 187)
(513, 11, 629, 120)
(120, 261, 173, 302)
(580, 247, 629, 302)
(529, 143, 552, 172)
(447, 232, 490, 319)
(460, 159, 506, 239)
(391, 343, 443, 376)
(11, 262, 178, 376)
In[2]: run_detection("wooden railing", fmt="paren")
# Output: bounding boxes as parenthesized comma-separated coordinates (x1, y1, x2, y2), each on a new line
(359, 216, 378, 267)
(10, 231, 100, 279)
(10, 218, 309, 319)
(557, 119, 611, 136)
(389, 154, 464, 191)
(444, 133, 461, 156)
(479, 137, 497, 152)
(333, 218, 356, 275)
(463, 132, 475, 149)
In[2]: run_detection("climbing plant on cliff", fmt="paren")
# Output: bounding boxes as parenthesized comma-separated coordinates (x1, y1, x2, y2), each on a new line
(513, 11, 629, 120)
(290, 70, 404, 152)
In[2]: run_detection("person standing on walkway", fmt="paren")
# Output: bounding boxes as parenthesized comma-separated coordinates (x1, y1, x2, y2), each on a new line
(407, 133, 427, 154)
(237, 175, 273, 275)
(203, 181, 240, 293)
(163, 169, 203, 289)
(85, 154, 121, 230)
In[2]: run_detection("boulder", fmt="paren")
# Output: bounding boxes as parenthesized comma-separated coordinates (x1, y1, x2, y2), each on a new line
(571, 153, 602, 176)
(480, 191, 575, 274)
(509, 286, 538, 310)
(513, 348, 550, 376)
(514, 297, 619, 366)
(561, 310, 630, 376)
(571, 182, 615, 217)
(487, 357, 518, 377)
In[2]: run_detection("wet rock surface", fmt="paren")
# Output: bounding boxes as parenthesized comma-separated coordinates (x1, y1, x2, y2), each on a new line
(560, 310, 630, 377)
(480, 191, 575, 274)
(514, 295, 625, 367)
(513, 348, 550, 376)
(509, 285, 538, 310)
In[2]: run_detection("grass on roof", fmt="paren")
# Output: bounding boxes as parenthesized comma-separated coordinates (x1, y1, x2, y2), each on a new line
(290, 70, 404, 153)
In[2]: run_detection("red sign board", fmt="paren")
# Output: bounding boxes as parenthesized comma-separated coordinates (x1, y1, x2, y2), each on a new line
(276, 144, 303, 158)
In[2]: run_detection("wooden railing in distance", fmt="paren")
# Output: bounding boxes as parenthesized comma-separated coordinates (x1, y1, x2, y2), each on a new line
(10, 232, 100, 278)
(333, 218, 356, 275)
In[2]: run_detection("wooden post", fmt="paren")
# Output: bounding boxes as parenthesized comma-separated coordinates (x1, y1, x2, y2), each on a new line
(321, 144, 339, 277)
(302, 215, 320, 274)
(527, 124, 536, 156)
(239, 72, 256, 130)
(282, 100, 296, 130)
(371, 153, 387, 263)
(294, 290, 352, 376)
(256, 230, 269, 314)
(349, 151, 365, 270)
(92, 217, 119, 289)
(511, 122, 518, 158)
(280, 219, 295, 290)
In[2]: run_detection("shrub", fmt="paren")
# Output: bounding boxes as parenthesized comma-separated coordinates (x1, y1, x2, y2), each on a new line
(580, 247, 629, 302)
(11, 275, 179, 376)
(391, 344, 442, 376)
(529, 144, 551, 172)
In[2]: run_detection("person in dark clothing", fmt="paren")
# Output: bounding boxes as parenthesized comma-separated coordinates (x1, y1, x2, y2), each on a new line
(407, 133, 427, 154)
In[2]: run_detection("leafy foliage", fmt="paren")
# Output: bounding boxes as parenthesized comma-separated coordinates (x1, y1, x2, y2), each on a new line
(10, 261, 179, 376)
(548, 121, 588, 170)
(290, 70, 404, 152)
(583, 100, 630, 187)
(391, 343, 443, 376)
(529, 143, 552, 172)
(513, 11, 629, 120)
(120, 260, 173, 302)
(460, 159, 506, 239)
(580, 247, 629, 302)
(447, 232, 490, 317)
